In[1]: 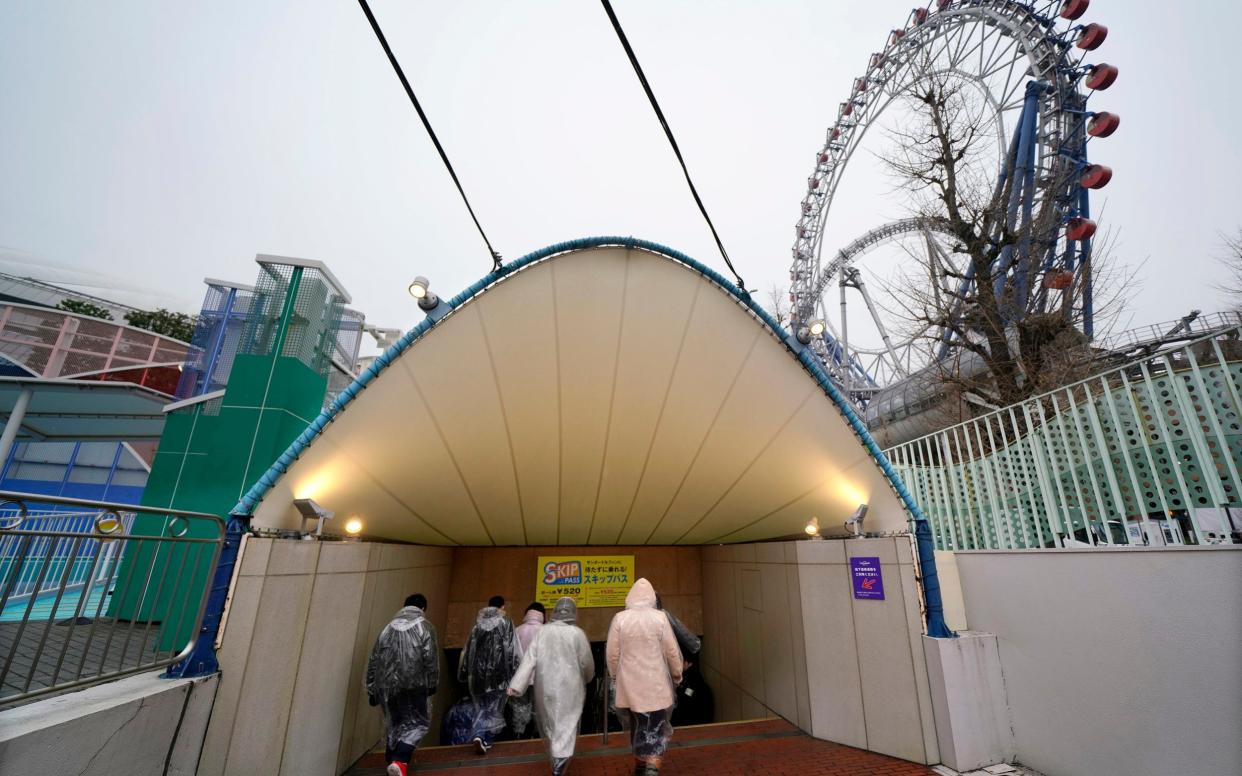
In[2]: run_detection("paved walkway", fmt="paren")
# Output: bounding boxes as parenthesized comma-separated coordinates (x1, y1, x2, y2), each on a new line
(346, 718, 936, 775)
(0, 617, 177, 702)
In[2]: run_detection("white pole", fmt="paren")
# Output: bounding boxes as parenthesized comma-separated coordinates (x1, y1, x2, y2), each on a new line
(0, 387, 33, 466)
(840, 270, 849, 392)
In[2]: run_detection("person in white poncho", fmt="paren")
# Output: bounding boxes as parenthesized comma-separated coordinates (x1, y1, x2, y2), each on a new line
(507, 596, 595, 776)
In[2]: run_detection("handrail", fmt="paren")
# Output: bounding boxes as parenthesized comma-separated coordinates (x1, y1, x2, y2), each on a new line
(885, 327, 1242, 551)
(0, 491, 225, 707)
(896, 324, 1242, 451)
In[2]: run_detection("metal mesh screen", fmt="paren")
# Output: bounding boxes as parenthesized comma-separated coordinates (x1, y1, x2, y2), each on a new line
(242, 263, 293, 362)
(175, 284, 257, 399)
(243, 263, 346, 379)
(282, 269, 344, 376)
(0, 304, 188, 382)
(323, 308, 366, 407)
(334, 308, 365, 370)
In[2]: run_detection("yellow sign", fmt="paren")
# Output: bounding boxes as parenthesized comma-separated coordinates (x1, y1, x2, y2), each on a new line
(535, 555, 636, 608)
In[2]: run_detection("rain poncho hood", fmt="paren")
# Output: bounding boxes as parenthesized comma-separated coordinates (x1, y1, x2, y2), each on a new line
(516, 608, 545, 653)
(607, 578, 684, 713)
(626, 578, 657, 609)
(458, 606, 522, 696)
(365, 606, 439, 702)
(509, 597, 595, 766)
(551, 596, 577, 623)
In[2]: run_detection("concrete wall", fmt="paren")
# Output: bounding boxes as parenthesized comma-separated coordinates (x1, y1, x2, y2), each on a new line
(446, 546, 702, 646)
(956, 546, 1242, 776)
(197, 537, 453, 776)
(701, 537, 939, 765)
(0, 670, 217, 776)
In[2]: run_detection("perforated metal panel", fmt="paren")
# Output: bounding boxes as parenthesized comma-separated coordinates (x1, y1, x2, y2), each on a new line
(175, 283, 258, 399)
(887, 329, 1242, 549)
(0, 303, 189, 383)
(243, 263, 346, 379)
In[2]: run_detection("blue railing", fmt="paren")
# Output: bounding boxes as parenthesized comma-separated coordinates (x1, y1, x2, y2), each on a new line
(0, 492, 224, 706)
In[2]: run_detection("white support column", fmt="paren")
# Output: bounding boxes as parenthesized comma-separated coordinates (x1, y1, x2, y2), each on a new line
(0, 387, 33, 466)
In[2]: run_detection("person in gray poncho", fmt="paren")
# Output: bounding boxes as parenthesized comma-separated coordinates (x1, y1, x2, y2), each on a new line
(459, 595, 522, 754)
(507, 597, 594, 776)
(366, 593, 439, 776)
(655, 593, 701, 659)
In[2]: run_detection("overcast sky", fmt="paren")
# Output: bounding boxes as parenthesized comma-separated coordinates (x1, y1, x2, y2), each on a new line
(2, 0, 1238, 354)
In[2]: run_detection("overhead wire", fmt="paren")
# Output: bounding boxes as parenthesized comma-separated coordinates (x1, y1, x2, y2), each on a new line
(357, 0, 503, 271)
(599, 0, 746, 291)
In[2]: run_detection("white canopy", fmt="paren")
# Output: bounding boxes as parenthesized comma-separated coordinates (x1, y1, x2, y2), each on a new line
(248, 243, 910, 545)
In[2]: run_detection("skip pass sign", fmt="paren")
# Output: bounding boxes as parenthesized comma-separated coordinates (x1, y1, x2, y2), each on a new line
(850, 556, 885, 600)
(535, 555, 635, 608)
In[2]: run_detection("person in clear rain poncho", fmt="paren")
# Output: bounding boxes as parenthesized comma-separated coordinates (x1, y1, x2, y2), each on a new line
(507, 597, 594, 776)
(366, 593, 439, 776)
(655, 593, 712, 726)
(509, 602, 546, 738)
(607, 578, 684, 776)
(459, 595, 522, 754)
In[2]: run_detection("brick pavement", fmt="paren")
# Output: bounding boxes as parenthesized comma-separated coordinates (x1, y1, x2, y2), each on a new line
(346, 718, 936, 775)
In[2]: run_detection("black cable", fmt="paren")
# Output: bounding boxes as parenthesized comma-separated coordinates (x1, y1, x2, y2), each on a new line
(357, 0, 503, 271)
(599, 0, 746, 290)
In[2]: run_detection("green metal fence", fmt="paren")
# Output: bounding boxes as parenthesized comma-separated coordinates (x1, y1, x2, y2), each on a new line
(885, 327, 1242, 549)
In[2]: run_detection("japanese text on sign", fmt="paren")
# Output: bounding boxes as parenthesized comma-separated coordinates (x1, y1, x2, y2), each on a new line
(535, 555, 636, 608)
(850, 556, 885, 600)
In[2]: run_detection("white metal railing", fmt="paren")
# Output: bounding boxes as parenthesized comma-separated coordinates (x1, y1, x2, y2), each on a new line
(885, 327, 1242, 550)
(0, 493, 224, 706)
(1099, 311, 1242, 353)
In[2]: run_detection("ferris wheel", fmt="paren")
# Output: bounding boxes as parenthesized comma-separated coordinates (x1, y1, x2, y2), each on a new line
(788, 0, 1119, 408)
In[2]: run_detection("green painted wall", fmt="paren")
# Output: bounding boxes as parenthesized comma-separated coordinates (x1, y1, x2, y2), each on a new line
(109, 263, 340, 653)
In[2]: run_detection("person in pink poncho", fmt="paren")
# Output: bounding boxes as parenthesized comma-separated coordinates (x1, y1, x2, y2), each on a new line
(606, 578, 684, 776)
(509, 601, 545, 738)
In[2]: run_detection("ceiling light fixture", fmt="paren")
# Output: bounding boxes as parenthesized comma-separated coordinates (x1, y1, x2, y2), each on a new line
(344, 518, 363, 536)
(804, 516, 822, 539)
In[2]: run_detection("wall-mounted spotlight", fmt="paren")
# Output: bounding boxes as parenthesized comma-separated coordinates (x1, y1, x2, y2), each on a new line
(795, 318, 827, 345)
(408, 276, 439, 311)
(804, 516, 823, 540)
(344, 517, 363, 541)
(293, 498, 334, 537)
(844, 503, 869, 538)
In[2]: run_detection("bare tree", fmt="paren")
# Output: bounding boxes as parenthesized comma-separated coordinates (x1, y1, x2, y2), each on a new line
(1218, 230, 1242, 307)
(877, 70, 1135, 406)
(766, 284, 791, 327)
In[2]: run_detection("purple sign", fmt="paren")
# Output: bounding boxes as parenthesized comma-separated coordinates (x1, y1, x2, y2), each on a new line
(850, 556, 885, 600)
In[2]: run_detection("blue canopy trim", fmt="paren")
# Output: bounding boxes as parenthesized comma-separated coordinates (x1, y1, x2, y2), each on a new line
(230, 236, 954, 637)
(232, 235, 908, 520)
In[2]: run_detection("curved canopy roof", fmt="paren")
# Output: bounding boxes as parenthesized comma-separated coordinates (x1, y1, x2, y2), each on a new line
(242, 238, 918, 545)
